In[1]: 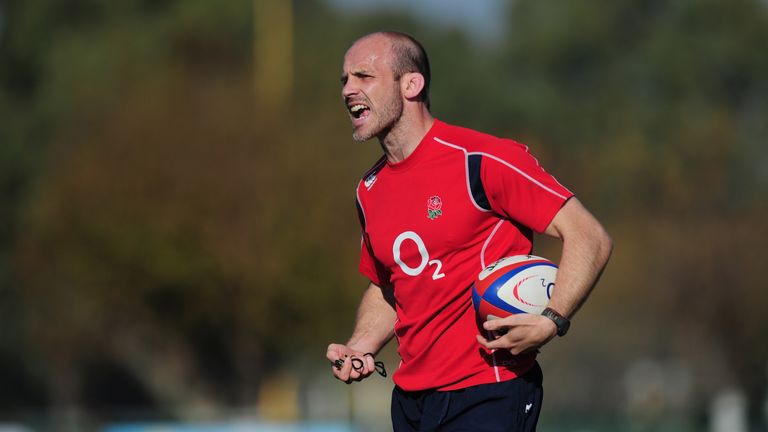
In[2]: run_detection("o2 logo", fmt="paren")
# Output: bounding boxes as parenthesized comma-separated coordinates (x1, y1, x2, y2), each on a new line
(392, 231, 445, 280)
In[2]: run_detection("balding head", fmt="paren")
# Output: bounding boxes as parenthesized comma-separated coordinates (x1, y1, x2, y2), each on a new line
(351, 31, 431, 110)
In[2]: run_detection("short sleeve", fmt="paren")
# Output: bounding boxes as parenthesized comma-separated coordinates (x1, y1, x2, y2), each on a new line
(356, 196, 391, 286)
(480, 140, 573, 233)
(359, 232, 391, 287)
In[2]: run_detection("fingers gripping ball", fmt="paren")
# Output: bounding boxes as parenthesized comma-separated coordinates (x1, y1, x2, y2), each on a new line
(472, 255, 557, 321)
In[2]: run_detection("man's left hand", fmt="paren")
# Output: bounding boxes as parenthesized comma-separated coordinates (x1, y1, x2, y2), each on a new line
(475, 314, 558, 355)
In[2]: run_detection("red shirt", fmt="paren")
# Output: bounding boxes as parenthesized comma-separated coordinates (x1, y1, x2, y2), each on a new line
(355, 120, 573, 391)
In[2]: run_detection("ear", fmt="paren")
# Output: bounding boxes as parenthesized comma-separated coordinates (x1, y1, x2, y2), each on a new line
(400, 72, 425, 100)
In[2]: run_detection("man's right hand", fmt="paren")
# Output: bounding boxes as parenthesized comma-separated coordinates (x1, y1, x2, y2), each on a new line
(326, 343, 377, 384)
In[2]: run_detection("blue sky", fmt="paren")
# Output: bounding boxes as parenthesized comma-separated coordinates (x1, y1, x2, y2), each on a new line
(325, 0, 509, 43)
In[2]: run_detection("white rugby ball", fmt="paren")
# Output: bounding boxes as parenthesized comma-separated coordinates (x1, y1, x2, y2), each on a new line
(471, 255, 558, 320)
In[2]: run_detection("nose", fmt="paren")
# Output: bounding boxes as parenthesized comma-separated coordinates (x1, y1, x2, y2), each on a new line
(342, 78, 357, 100)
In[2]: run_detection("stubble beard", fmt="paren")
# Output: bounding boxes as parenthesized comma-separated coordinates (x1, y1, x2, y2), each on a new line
(352, 86, 404, 142)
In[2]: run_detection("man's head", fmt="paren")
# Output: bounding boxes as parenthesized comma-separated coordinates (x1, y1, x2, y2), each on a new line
(341, 31, 431, 142)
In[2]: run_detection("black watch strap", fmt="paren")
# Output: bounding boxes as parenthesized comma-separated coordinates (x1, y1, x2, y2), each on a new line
(542, 307, 570, 336)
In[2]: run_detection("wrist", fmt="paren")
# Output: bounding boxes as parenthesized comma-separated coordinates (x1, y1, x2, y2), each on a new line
(541, 316, 558, 338)
(346, 340, 376, 355)
(541, 307, 571, 337)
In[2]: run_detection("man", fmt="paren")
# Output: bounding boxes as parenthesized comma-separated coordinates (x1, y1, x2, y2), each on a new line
(326, 31, 612, 431)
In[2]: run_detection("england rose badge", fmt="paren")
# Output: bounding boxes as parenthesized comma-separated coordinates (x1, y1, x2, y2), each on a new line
(427, 196, 442, 220)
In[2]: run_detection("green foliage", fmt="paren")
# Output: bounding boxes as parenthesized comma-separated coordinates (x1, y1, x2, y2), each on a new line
(492, 0, 768, 215)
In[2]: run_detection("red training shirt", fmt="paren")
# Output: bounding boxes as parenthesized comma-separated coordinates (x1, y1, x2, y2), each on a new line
(355, 119, 573, 391)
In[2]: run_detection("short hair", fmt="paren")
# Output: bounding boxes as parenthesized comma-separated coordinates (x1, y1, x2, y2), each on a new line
(376, 32, 432, 110)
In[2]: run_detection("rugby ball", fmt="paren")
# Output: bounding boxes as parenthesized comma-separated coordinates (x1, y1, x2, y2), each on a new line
(472, 255, 557, 321)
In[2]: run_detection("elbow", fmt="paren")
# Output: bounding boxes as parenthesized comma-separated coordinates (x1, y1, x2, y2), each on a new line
(596, 225, 613, 266)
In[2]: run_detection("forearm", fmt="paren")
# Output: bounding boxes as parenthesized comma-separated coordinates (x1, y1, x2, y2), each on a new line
(346, 282, 397, 354)
(545, 198, 613, 318)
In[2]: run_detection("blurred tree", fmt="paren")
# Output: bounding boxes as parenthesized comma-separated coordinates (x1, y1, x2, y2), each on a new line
(4, 0, 266, 415)
(494, 0, 768, 217)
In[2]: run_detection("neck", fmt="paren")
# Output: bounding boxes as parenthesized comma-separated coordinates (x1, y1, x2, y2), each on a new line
(378, 107, 434, 164)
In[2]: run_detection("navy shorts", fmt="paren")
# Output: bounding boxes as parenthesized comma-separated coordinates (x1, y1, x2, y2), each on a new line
(391, 362, 543, 432)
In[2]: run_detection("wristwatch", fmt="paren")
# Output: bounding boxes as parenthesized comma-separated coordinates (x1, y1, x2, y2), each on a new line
(542, 307, 570, 337)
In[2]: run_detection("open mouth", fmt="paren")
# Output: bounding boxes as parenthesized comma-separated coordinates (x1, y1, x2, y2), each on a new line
(349, 103, 371, 120)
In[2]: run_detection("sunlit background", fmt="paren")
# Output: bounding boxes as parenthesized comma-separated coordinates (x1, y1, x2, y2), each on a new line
(1, 0, 767, 431)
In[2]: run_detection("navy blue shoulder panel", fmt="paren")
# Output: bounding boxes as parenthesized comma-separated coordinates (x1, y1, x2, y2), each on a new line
(468, 154, 492, 211)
